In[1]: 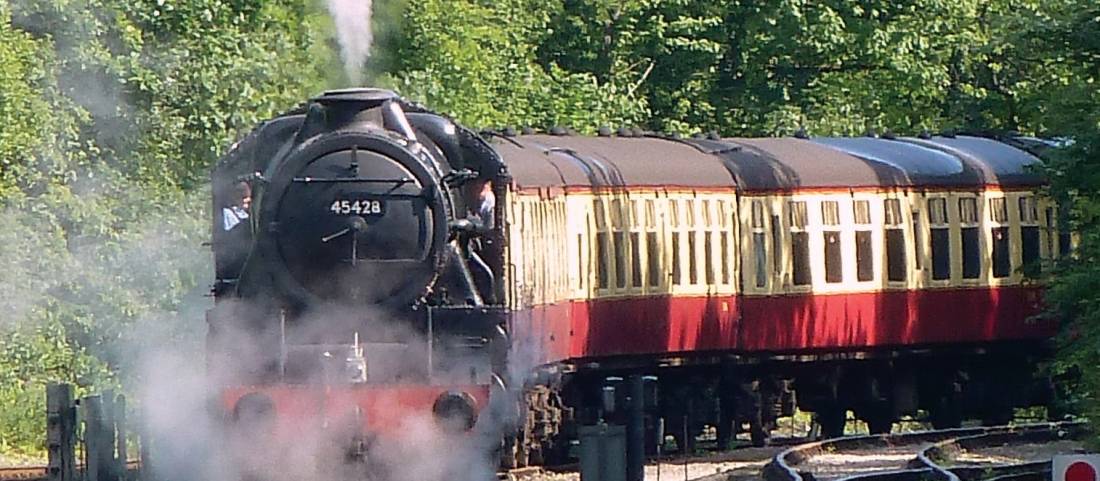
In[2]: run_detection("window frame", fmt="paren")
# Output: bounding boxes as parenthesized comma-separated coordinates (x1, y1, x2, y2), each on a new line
(988, 196, 1012, 280)
(852, 198, 876, 284)
(883, 197, 908, 285)
(788, 199, 813, 289)
(927, 196, 952, 283)
(958, 195, 982, 281)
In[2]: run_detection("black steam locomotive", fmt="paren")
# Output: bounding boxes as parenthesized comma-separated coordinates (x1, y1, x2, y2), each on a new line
(207, 89, 509, 454)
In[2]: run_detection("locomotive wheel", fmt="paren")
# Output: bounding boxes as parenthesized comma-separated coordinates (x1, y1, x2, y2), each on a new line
(929, 400, 963, 429)
(749, 418, 772, 447)
(501, 434, 527, 468)
(981, 405, 1015, 427)
(867, 416, 893, 435)
(862, 405, 894, 434)
(817, 407, 847, 439)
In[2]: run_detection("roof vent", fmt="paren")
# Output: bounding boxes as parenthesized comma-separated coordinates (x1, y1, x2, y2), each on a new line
(617, 127, 633, 137)
(881, 129, 897, 140)
(940, 129, 957, 138)
(864, 129, 878, 138)
(794, 127, 810, 139)
(918, 130, 933, 139)
(502, 126, 517, 137)
(706, 131, 720, 141)
(549, 126, 568, 136)
(598, 126, 612, 137)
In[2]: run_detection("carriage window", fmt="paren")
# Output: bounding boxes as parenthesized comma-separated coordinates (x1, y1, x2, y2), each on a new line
(596, 232, 609, 289)
(1058, 207, 1072, 257)
(992, 227, 1011, 278)
(705, 233, 715, 284)
(647, 232, 660, 287)
(854, 200, 871, 224)
(611, 199, 625, 227)
(688, 233, 699, 285)
(912, 212, 923, 270)
(884, 199, 902, 225)
(752, 201, 767, 287)
(789, 201, 811, 286)
(672, 234, 682, 285)
(644, 200, 657, 228)
(929, 198, 950, 280)
(752, 201, 765, 228)
(594, 200, 606, 229)
(721, 232, 730, 284)
(614, 232, 628, 288)
(885, 199, 906, 282)
(1019, 197, 1040, 266)
(990, 198, 1010, 278)
(854, 200, 873, 282)
(990, 198, 1008, 223)
(577, 233, 585, 290)
(631, 233, 643, 287)
(822, 201, 842, 283)
(822, 201, 841, 226)
(772, 215, 783, 275)
(790, 201, 808, 228)
(1019, 197, 1038, 223)
(959, 198, 980, 279)
(754, 232, 767, 287)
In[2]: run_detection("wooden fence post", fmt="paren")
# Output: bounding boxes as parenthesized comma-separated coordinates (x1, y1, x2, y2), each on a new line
(47, 384, 76, 481)
(115, 395, 128, 481)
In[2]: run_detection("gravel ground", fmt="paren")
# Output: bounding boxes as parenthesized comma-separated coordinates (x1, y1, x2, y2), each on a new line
(794, 445, 922, 481)
(510, 446, 781, 481)
(951, 440, 1087, 466)
(0, 454, 46, 469)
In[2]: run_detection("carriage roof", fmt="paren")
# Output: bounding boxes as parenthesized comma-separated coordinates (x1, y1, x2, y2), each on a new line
(492, 134, 1044, 193)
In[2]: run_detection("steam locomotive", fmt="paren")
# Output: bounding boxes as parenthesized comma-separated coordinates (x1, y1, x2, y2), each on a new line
(207, 88, 1060, 469)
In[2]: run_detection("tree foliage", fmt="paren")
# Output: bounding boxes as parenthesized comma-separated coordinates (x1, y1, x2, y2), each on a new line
(0, 0, 337, 454)
(382, 0, 648, 131)
(1, 0, 1098, 457)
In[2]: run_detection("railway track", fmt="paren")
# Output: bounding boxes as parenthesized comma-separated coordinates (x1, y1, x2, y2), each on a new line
(763, 422, 1086, 481)
(0, 461, 140, 481)
(501, 445, 786, 481)
(0, 467, 47, 481)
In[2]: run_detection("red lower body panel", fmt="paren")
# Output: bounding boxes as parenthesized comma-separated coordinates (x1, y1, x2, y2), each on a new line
(510, 286, 1054, 365)
(738, 286, 1053, 351)
(220, 384, 489, 436)
(510, 295, 739, 364)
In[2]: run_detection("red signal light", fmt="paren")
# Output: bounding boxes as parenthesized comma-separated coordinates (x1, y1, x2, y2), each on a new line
(1056, 456, 1100, 481)
(1066, 462, 1097, 481)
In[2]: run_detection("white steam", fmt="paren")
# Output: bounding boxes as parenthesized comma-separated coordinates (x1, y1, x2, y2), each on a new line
(325, 0, 374, 85)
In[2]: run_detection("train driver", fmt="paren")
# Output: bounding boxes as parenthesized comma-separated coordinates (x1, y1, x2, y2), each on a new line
(468, 177, 495, 230)
(223, 181, 252, 231)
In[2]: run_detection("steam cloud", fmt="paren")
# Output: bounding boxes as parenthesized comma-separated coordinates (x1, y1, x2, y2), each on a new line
(325, 0, 374, 85)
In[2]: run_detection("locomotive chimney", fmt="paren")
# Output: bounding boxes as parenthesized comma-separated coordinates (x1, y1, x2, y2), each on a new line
(295, 88, 419, 143)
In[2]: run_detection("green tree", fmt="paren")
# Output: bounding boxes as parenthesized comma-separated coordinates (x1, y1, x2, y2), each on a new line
(383, 0, 648, 131)
(0, 0, 341, 453)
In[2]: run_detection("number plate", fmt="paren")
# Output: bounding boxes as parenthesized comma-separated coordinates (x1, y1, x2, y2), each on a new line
(329, 198, 386, 216)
